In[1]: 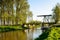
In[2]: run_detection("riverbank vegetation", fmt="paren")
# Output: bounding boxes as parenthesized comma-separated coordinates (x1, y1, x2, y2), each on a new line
(26, 21, 41, 28)
(0, 25, 22, 32)
(35, 27, 60, 40)
(45, 27, 60, 40)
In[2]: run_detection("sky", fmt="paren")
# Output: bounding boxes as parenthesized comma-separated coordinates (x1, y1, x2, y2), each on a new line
(28, 0, 60, 21)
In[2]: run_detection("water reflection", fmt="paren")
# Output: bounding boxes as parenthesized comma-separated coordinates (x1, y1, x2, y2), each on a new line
(25, 27, 42, 40)
(0, 30, 27, 40)
(0, 27, 42, 40)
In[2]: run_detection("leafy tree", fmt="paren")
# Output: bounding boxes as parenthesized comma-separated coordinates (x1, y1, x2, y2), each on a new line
(52, 3, 60, 23)
(16, 0, 30, 25)
(0, 0, 31, 25)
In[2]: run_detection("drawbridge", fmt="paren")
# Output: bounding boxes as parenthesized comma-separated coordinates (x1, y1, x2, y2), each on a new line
(37, 15, 55, 31)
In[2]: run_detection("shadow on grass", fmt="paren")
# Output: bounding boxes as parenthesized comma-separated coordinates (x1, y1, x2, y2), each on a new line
(35, 28, 51, 40)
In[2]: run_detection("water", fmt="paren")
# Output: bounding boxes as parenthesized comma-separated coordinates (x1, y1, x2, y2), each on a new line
(26, 28, 42, 40)
(0, 27, 42, 40)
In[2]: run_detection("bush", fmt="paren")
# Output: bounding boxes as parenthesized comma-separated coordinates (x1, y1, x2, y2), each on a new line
(45, 27, 60, 40)
(35, 27, 60, 40)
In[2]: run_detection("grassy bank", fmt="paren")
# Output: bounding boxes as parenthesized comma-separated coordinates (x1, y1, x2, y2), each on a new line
(0, 25, 22, 29)
(0, 25, 24, 32)
(35, 27, 60, 40)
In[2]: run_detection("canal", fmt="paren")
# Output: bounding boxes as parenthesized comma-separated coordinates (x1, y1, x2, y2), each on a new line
(0, 27, 42, 40)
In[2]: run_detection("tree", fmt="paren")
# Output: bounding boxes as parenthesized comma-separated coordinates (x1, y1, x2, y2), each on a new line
(0, 0, 32, 25)
(52, 3, 60, 23)
(16, 0, 30, 25)
(0, 0, 2, 25)
(0, 0, 5, 25)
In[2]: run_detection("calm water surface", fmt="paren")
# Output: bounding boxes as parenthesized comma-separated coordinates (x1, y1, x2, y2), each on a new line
(0, 27, 42, 40)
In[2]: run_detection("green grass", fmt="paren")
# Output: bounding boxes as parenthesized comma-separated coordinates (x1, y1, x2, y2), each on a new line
(45, 27, 60, 40)
(0, 25, 24, 32)
(35, 27, 60, 40)
(0, 25, 22, 29)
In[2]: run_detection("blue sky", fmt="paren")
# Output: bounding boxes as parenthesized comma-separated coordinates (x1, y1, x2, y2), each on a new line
(28, 0, 60, 21)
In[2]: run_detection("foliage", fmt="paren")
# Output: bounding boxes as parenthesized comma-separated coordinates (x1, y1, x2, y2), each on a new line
(28, 21, 41, 25)
(35, 28, 50, 40)
(16, 0, 30, 25)
(52, 3, 60, 23)
(0, 25, 22, 30)
(0, 0, 32, 25)
(35, 27, 60, 40)
(45, 27, 60, 40)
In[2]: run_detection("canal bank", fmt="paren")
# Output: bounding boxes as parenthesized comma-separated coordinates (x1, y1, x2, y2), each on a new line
(0, 26, 42, 40)
(35, 27, 60, 40)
